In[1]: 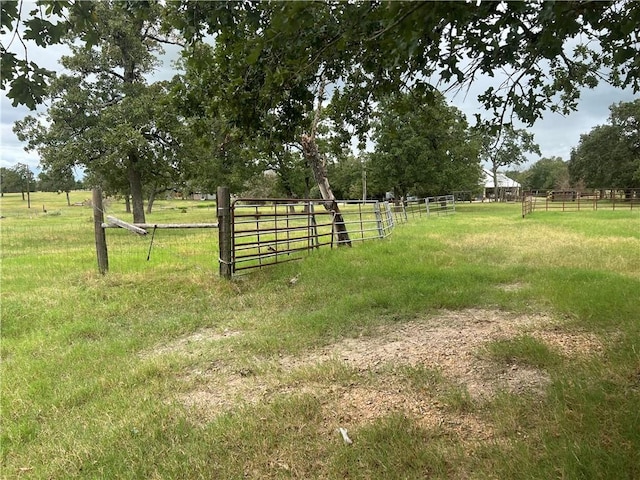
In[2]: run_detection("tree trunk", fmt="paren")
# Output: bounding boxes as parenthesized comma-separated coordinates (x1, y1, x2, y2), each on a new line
(124, 194, 131, 213)
(491, 165, 499, 202)
(127, 153, 146, 223)
(301, 133, 351, 246)
(66, 191, 71, 206)
(147, 188, 156, 214)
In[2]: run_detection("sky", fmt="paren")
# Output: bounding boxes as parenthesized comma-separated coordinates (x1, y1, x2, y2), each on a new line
(1, 27, 637, 177)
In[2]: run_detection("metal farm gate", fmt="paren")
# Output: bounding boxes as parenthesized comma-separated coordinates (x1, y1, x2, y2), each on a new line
(227, 197, 395, 275)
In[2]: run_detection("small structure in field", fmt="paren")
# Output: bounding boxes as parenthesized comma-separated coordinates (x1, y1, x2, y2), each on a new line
(482, 168, 521, 201)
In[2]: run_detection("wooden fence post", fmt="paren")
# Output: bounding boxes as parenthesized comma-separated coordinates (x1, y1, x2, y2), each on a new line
(93, 188, 108, 274)
(217, 186, 232, 279)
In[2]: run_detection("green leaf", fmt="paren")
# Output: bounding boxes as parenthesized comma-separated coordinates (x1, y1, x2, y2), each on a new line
(0, 1, 19, 32)
(0, 52, 18, 88)
(6, 74, 45, 110)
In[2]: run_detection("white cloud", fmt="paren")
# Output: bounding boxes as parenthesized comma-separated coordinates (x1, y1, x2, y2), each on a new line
(445, 76, 637, 168)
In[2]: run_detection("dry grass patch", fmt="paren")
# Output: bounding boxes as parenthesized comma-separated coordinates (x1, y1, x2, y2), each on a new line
(158, 309, 605, 442)
(497, 282, 529, 292)
(140, 328, 243, 360)
(443, 227, 640, 278)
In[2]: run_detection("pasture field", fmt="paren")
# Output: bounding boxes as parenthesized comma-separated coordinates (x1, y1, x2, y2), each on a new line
(1, 192, 640, 479)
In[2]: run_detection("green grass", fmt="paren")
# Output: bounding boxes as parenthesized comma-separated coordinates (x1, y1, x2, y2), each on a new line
(2, 192, 640, 478)
(483, 334, 563, 370)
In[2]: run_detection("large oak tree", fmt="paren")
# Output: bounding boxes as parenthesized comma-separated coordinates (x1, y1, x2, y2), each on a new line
(368, 90, 481, 200)
(569, 99, 640, 189)
(13, 1, 185, 223)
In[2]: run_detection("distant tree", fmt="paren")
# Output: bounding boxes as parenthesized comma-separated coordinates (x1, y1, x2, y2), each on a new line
(569, 100, 640, 189)
(368, 90, 481, 200)
(74, 176, 86, 191)
(37, 164, 76, 205)
(239, 172, 281, 199)
(0, 167, 23, 196)
(327, 155, 366, 201)
(11, 163, 36, 203)
(521, 157, 570, 191)
(481, 126, 540, 201)
(268, 148, 312, 199)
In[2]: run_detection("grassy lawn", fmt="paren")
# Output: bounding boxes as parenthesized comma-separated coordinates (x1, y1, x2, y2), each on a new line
(2, 192, 640, 479)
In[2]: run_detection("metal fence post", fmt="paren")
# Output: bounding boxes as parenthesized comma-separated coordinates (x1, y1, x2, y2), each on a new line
(92, 188, 108, 274)
(374, 202, 384, 238)
(217, 186, 233, 279)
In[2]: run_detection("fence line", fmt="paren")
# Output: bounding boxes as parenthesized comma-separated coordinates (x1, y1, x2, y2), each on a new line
(94, 188, 457, 277)
(391, 195, 456, 224)
(93, 187, 220, 275)
(522, 188, 640, 217)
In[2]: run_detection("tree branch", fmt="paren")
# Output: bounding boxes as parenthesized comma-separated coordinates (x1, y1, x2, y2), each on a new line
(106, 69, 125, 81)
(309, 74, 326, 142)
(144, 33, 186, 47)
(366, 3, 426, 42)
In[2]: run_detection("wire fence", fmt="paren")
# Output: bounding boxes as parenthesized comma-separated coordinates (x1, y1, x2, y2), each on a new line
(0, 192, 221, 284)
(104, 225, 219, 274)
(1, 191, 457, 281)
(1, 211, 97, 283)
(98, 196, 221, 274)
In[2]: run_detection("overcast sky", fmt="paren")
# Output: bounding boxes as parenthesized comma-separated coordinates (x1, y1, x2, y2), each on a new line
(1, 33, 636, 176)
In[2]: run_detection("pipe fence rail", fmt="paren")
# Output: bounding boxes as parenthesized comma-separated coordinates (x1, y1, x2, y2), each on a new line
(393, 195, 456, 223)
(228, 197, 395, 275)
(522, 188, 640, 217)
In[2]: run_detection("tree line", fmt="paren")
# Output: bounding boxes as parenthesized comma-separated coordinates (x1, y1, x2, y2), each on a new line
(0, 163, 84, 204)
(509, 99, 640, 192)
(2, 1, 639, 221)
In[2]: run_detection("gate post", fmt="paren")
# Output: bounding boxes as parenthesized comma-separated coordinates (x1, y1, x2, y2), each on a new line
(217, 186, 232, 279)
(93, 188, 108, 274)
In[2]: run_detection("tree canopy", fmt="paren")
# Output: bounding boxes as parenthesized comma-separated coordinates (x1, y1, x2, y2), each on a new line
(0, 164, 34, 197)
(368, 90, 481, 199)
(3, 0, 640, 211)
(568, 99, 640, 188)
(514, 156, 570, 191)
(4, 1, 639, 124)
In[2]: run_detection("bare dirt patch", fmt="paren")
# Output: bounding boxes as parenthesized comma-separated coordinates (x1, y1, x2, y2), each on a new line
(170, 309, 604, 439)
(279, 309, 553, 399)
